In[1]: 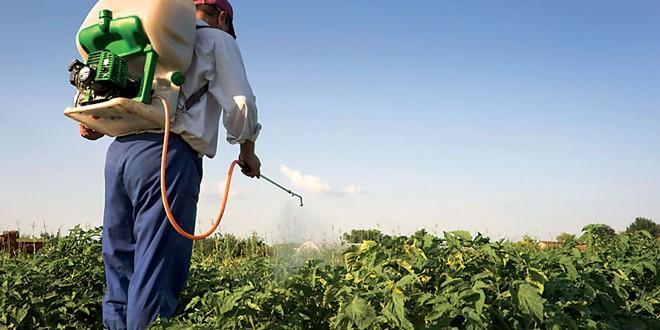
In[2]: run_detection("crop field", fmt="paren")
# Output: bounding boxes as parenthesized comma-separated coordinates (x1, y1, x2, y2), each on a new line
(1, 226, 659, 329)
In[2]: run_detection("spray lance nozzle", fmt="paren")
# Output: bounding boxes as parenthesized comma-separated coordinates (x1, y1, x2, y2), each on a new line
(259, 174, 304, 207)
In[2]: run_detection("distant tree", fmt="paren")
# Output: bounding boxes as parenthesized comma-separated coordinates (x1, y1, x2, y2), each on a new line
(342, 229, 383, 244)
(556, 232, 576, 243)
(581, 224, 616, 238)
(626, 217, 660, 237)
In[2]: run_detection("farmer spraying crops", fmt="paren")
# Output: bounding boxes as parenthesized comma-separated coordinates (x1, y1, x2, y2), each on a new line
(79, 0, 262, 328)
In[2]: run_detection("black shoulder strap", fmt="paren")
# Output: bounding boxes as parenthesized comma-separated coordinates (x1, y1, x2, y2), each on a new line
(185, 83, 210, 110)
(182, 25, 215, 110)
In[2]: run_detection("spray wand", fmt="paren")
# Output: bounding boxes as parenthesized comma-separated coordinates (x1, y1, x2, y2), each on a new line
(260, 174, 304, 207)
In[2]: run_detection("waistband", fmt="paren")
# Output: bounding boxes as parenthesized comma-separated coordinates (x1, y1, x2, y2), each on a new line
(114, 132, 204, 159)
(115, 132, 179, 141)
(114, 132, 193, 152)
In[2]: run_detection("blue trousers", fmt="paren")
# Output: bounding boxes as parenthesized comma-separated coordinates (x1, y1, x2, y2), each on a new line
(102, 133, 202, 330)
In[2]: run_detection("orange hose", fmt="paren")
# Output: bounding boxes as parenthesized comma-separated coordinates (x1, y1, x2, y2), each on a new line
(154, 96, 237, 240)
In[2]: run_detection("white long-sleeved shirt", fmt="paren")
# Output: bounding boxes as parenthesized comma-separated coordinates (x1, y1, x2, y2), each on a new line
(171, 20, 261, 158)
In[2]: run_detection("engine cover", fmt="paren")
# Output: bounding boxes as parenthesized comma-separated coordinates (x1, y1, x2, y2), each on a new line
(69, 50, 140, 106)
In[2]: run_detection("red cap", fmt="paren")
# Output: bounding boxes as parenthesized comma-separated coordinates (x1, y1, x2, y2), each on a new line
(194, 0, 234, 17)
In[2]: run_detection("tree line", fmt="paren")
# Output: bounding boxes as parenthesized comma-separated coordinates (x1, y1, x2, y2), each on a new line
(342, 217, 660, 244)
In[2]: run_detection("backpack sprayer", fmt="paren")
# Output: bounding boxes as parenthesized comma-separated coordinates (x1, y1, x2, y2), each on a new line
(65, 0, 302, 240)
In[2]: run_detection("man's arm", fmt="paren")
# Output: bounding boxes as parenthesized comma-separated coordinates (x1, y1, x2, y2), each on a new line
(210, 32, 262, 177)
(210, 33, 261, 145)
(79, 123, 104, 141)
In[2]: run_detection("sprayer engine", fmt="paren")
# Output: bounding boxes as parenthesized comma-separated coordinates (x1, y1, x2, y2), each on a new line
(68, 50, 140, 106)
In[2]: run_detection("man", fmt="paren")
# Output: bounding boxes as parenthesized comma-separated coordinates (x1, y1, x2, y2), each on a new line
(80, 0, 261, 328)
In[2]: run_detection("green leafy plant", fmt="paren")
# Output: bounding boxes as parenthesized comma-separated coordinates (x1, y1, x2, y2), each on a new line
(2, 226, 659, 329)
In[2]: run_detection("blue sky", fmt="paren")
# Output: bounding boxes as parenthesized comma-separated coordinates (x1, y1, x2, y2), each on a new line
(1, 1, 659, 241)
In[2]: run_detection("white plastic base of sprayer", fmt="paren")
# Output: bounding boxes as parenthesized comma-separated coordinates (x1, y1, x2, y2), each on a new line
(64, 87, 179, 137)
(64, 98, 164, 137)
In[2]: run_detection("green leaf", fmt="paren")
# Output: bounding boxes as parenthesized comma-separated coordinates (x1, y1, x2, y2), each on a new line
(343, 296, 377, 330)
(246, 302, 262, 311)
(474, 289, 486, 315)
(440, 277, 463, 289)
(382, 292, 414, 330)
(426, 302, 452, 323)
(395, 259, 415, 274)
(516, 283, 545, 321)
(447, 230, 472, 241)
(358, 240, 377, 253)
(273, 304, 284, 316)
(395, 274, 418, 290)
(185, 296, 201, 311)
(15, 306, 29, 324)
(559, 256, 579, 280)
